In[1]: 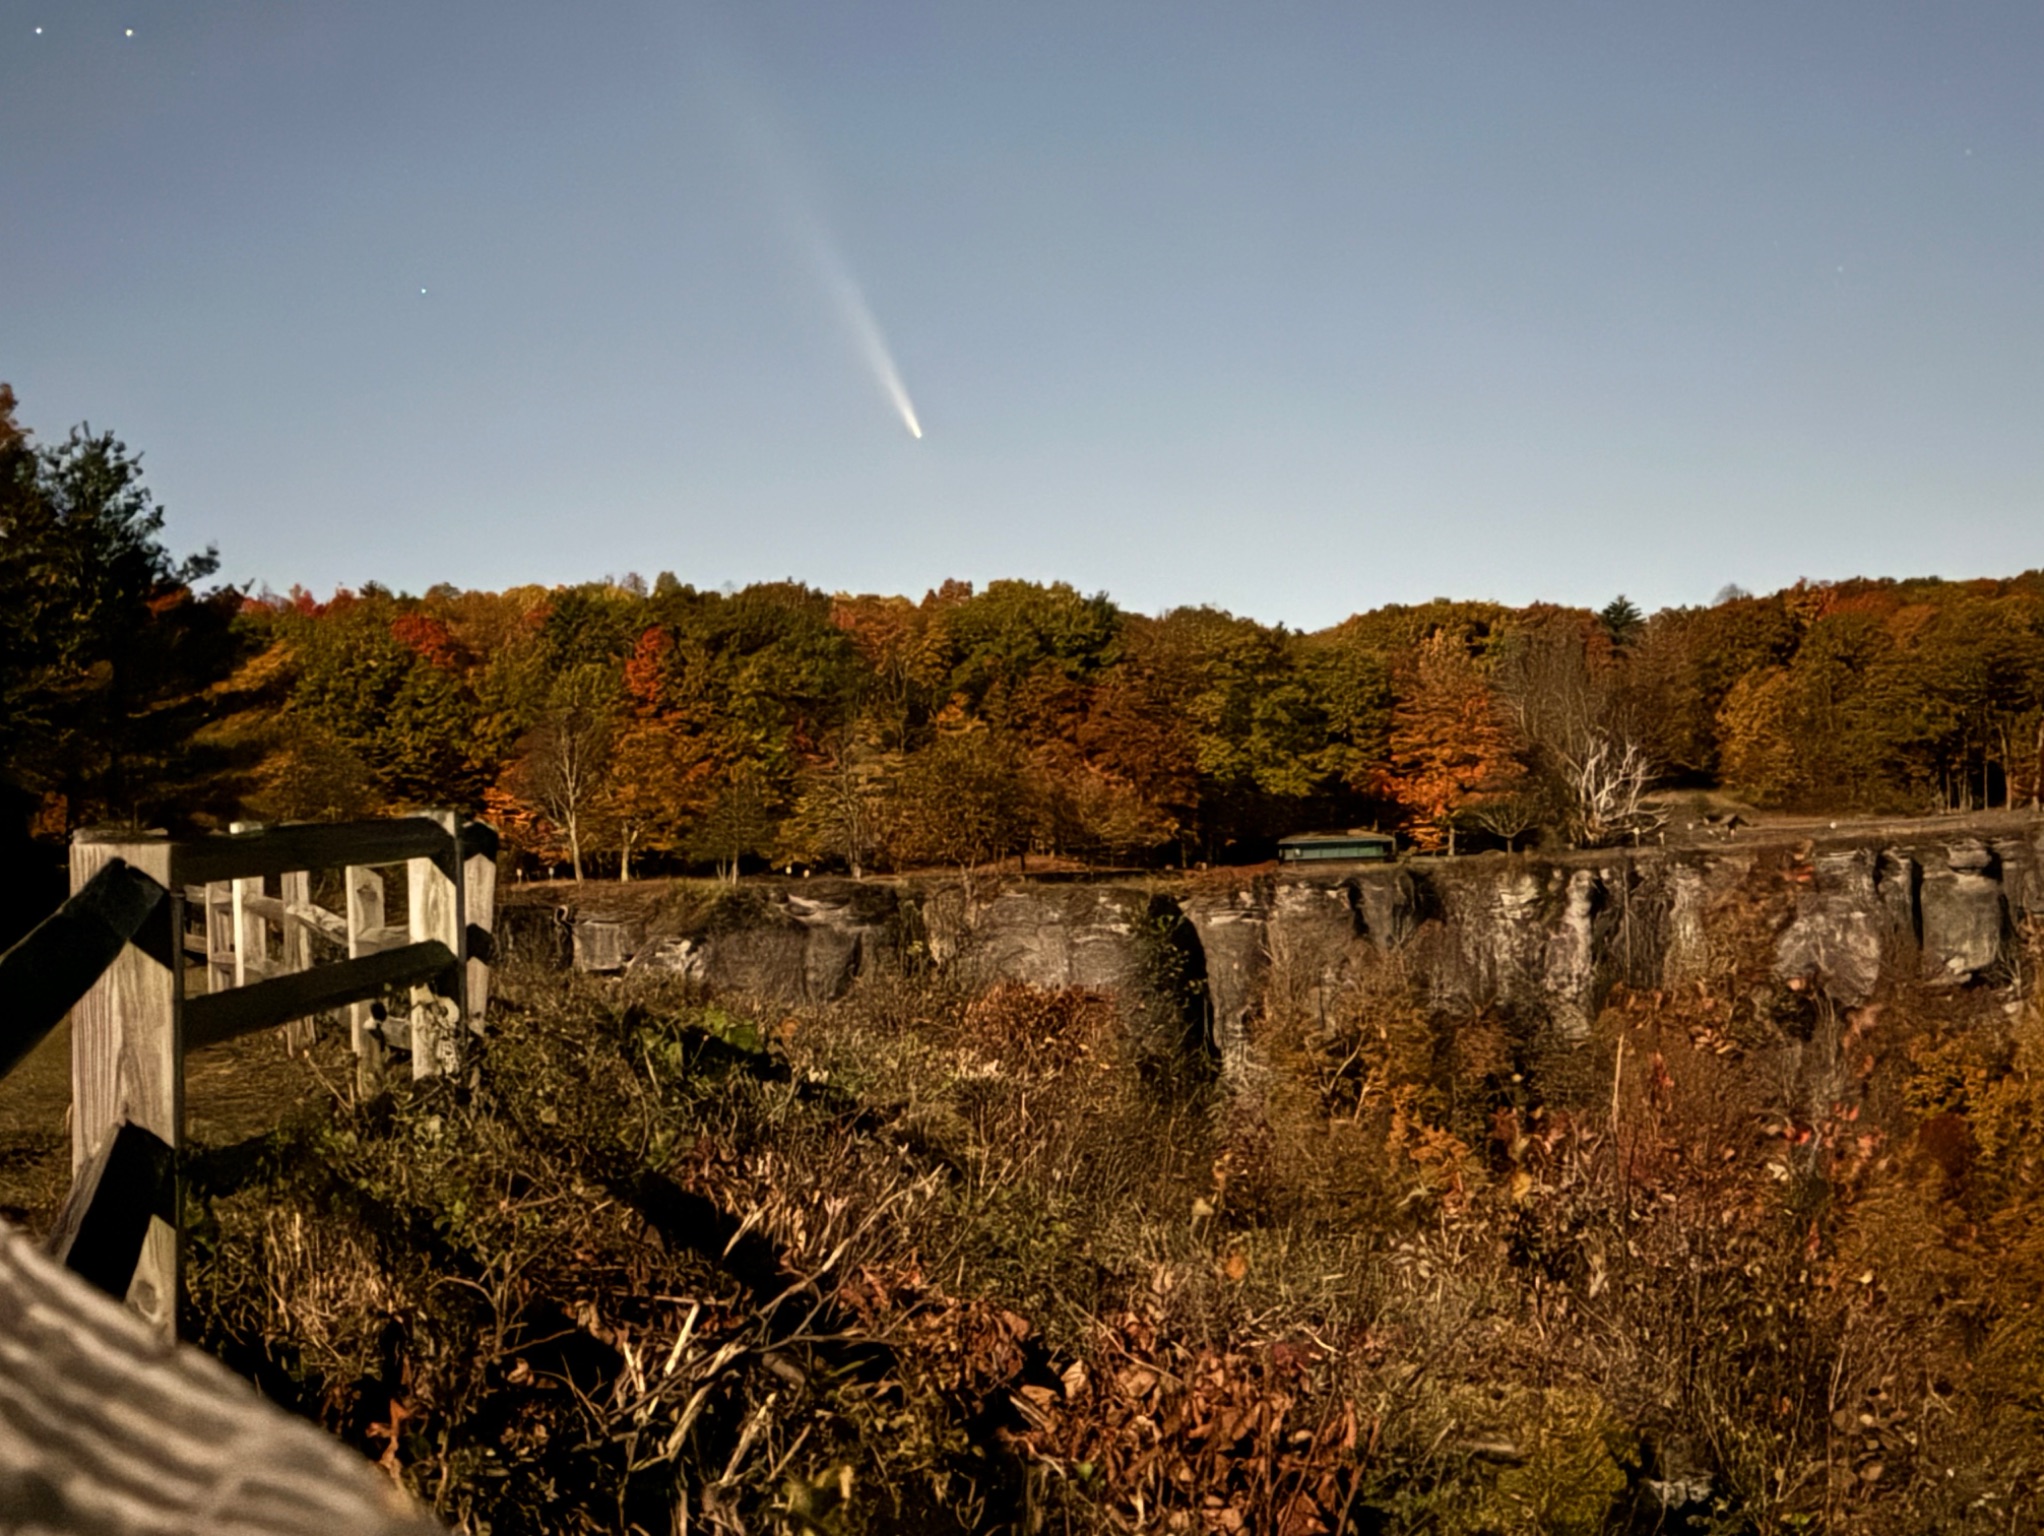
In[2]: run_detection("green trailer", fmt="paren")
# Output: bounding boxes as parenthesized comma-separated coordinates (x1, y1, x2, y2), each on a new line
(1276, 831, 1397, 864)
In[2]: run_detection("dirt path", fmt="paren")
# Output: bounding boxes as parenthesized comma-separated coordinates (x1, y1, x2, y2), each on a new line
(0, 1016, 349, 1234)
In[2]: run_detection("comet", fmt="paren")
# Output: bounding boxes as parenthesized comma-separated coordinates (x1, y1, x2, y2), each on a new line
(698, 61, 926, 442)
(819, 257, 923, 440)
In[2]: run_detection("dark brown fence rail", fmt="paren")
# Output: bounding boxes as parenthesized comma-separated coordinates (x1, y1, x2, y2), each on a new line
(0, 857, 166, 1082)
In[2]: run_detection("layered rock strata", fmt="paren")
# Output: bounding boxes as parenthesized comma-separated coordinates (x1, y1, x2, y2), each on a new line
(521, 821, 2044, 1068)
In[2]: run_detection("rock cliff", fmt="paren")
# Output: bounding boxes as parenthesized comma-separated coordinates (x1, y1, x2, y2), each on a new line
(509, 816, 2044, 1081)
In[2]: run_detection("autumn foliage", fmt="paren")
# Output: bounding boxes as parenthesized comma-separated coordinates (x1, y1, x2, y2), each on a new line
(142, 568, 2044, 881)
(7, 384, 2044, 874)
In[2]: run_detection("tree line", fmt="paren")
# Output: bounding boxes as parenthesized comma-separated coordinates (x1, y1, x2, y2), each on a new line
(5, 386, 2042, 880)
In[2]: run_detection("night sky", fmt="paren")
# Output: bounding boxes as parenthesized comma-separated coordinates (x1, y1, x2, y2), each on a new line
(4, 2, 2042, 625)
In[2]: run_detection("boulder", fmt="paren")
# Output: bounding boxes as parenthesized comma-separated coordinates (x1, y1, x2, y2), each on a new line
(1920, 854, 2006, 981)
(1774, 847, 1892, 1004)
(1542, 868, 1604, 1040)
(573, 913, 642, 974)
(1422, 864, 1552, 1020)
(1994, 837, 2042, 919)
(1184, 884, 1271, 1073)
(1658, 853, 1762, 990)
(496, 903, 572, 968)
(1946, 838, 1995, 874)
(630, 880, 898, 1004)
(1775, 894, 1884, 1004)
(953, 885, 1153, 992)
(1875, 851, 1919, 944)
(1814, 848, 1878, 905)
(634, 934, 707, 983)
(695, 920, 860, 1002)
(1662, 863, 1716, 985)
(1350, 865, 1420, 949)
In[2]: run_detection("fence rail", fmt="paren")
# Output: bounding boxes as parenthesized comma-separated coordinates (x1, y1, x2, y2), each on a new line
(0, 857, 167, 1081)
(0, 1215, 440, 1535)
(169, 814, 460, 887)
(183, 938, 459, 1050)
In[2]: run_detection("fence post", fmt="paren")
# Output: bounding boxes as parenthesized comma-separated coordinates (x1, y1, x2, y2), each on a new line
(406, 811, 465, 1080)
(346, 864, 387, 1096)
(204, 881, 234, 991)
(464, 830, 497, 1031)
(279, 868, 318, 1053)
(68, 833, 181, 1341)
(229, 821, 266, 993)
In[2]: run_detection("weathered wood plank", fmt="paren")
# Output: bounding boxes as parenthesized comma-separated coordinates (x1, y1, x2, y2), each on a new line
(0, 859, 165, 1084)
(463, 833, 497, 1029)
(69, 837, 182, 1340)
(233, 890, 286, 923)
(279, 870, 318, 1053)
(180, 887, 209, 959)
(285, 899, 349, 944)
(184, 942, 457, 1052)
(407, 812, 464, 1081)
(346, 865, 388, 1095)
(280, 873, 312, 969)
(204, 879, 235, 991)
(0, 1217, 442, 1535)
(172, 817, 454, 888)
(356, 923, 411, 954)
(230, 822, 268, 998)
(44, 1119, 174, 1301)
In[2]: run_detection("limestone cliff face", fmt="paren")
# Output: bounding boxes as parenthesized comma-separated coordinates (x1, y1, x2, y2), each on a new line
(918, 884, 1160, 993)
(558, 880, 903, 1005)
(522, 820, 2044, 1067)
(1184, 826, 2039, 1054)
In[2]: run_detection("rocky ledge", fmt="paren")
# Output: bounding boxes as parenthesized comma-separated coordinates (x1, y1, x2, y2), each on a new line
(501, 816, 2044, 1069)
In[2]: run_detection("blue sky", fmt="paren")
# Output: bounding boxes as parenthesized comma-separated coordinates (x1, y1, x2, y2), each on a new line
(4, 1, 2041, 627)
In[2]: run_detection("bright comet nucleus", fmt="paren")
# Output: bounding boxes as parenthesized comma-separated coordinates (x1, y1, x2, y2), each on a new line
(818, 261, 924, 442)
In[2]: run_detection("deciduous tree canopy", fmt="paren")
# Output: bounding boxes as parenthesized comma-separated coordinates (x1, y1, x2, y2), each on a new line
(9, 382, 2044, 877)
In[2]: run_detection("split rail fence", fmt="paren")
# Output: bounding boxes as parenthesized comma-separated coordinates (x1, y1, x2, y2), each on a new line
(0, 812, 498, 1534)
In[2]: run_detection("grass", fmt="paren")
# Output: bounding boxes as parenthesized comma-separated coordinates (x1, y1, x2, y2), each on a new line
(27, 860, 2034, 1534)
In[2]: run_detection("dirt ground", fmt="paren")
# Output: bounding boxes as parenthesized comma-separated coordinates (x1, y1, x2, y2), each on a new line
(0, 1012, 351, 1235)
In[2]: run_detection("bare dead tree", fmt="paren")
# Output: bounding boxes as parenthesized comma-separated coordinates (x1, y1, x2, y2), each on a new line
(1570, 732, 1659, 845)
(1493, 614, 1664, 847)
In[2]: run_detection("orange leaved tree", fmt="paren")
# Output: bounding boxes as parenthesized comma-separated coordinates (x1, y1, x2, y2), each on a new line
(1382, 630, 1524, 852)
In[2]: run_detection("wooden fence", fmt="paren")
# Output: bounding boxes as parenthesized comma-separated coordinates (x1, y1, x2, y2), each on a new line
(0, 813, 498, 1534)
(65, 810, 498, 1336)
